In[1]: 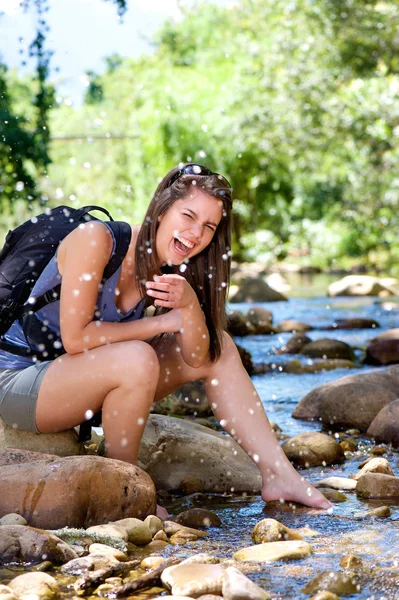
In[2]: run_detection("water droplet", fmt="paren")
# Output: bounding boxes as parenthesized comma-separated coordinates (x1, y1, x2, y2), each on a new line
(72, 289, 80, 297)
(82, 273, 92, 281)
(85, 410, 94, 420)
(211, 378, 219, 386)
(179, 264, 187, 272)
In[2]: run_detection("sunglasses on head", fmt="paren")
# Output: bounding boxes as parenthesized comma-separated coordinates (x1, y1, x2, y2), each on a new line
(167, 163, 232, 191)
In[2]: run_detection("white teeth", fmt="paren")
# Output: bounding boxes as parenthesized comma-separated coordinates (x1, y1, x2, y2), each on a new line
(176, 236, 194, 249)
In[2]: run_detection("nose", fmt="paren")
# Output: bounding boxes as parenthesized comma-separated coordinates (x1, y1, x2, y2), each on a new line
(190, 221, 203, 241)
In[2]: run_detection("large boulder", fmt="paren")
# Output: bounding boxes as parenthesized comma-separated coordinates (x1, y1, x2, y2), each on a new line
(152, 380, 211, 417)
(301, 339, 355, 361)
(138, 415, 262, 493)
(0, 453, 156, 529)
(328, 275, 399, 297)
(367, 399, 399, 447)
(0, 525, 77, 565)
(293, 366, 399, 431)
(0, 417, 82, 456)
(229, 277, 287, 303)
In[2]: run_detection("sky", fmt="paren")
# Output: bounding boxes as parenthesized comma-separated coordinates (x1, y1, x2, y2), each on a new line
(0, 0, 229, 104)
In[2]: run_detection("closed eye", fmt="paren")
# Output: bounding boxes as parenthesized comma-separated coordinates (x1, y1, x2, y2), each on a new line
(183, 212, 216, 232)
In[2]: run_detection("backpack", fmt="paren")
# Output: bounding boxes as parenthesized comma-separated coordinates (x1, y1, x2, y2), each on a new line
(0, 204, 132, 360)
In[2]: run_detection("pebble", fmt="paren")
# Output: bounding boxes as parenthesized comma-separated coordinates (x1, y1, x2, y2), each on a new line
(88, 543, 127, 561)
(252, 518, 304, 543)
(163, 521, 208, 538)
(0, 584, 18, 600)
(153, 529, 169, 542)
(303, 571, 360, 595)
(340, 555, 363, 569)
(85, 523, 128, 541)
(162, 563, 225, 597)
(315, 477, 357, 491)
(112, 518, 153, 545)
(222, 566, 271, 600)
(145, 540, 169, 551)
(144, 515, 164, 536)
(371, 445, 387, 455)
(8, 572, 59, 600)
(354, 457, 394, 480)
(141, 556, 165, 569)
(353, 506, 391, 518)
(317, 488, 348, 502)
(175, 508, 221, 528)
(0, 513, 28, 526)
(309, 593, 341, 600)
(234, 541, 313, 562)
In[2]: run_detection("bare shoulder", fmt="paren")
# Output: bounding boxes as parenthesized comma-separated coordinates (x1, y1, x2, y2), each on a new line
(57, 221, 113, 276)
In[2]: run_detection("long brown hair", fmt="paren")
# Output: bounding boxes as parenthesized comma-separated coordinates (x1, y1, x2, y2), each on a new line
(135, 164, 232, 361)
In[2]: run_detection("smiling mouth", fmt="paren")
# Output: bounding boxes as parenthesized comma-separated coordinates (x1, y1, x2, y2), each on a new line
(173, 236, 194, 256)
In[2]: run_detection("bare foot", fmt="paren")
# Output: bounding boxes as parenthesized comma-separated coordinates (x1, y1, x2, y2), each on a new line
(156, 504, 169, 519)
(261, 466, 333, 510)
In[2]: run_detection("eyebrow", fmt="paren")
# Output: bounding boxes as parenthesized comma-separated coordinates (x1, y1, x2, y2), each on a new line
(184, 208, 219, 228)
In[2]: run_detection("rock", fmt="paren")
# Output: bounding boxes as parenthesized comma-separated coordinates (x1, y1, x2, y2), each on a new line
(138, 415, 262, 494)
(354, 457, 394, 480)
(161, 563, 225, 597)
(0, 513, 28, 526)
(0, 454, 156, 529)
(340, 555, 363, 569)
(356, 472, 399, 499)
(153, 530, 168, 542)
(144, 515, 163, 536)
(8, 572, 59, 600)
(170, 531, 197, 545)
(309, 593, 341, 600)
(276, 320, 312, 333)
(370, 328, 399, 342)
(227, 311, 256, 336)
(88, 543, 127, 561)
(111, 518, 153, 545)
(354, 506, 391, 518)
(0, 417, 82, 456)
(252, 519, 303, 543)
(277, 333, 312, 354)
(234, 541, 312, 562)
(340, 438, 358, 452)
(301, 339, 355, 361)
(365, 339, 399, 365)
(179, 476, 206, 495)
(282, 432, 345, 467)
(316, 489, 347, 503)
(179, 553, 220, 565)
(0, 525, 77, 565)
(284, 359, 356, 374)
(371, 445, 387, 456)
(246, 307, 273, 329)
(236, 344, 255, 375)
(0, 584, 18, 600)
(141, 556, 165, 569)
(326, 318, 380, 330)
(367, 400, 399, 447)
(265, 273, 291, 295)
(314, 477, 357, 491)
(229, 277, 288, 303)
(153, 381, 211, 417)
(303, 571, 360, 595)
(328, 275, 399, 297)
(175, 509, 221, 529)
(85, 524, 128, 541)
(163, 521, 208, 538)
(0, 448, 58, 466)
(293, 366, 399, 431)
(222, 566, 271, 600)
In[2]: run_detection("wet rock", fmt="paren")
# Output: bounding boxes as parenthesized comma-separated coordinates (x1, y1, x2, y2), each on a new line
(246, 307, 274, 333)
(144, 515, 163, 536)
(282, 432, 345, 467)
(284, 359, 356, 374)
(316, 488, 347, 503)
(153, 381, 211, 417)
(0, 584, 18, 600)
(85, 523, 128, 541)
(145, 539, 168, 551)
(138, 415, 262, 494)
(340, 555, 363, 569)
(88, 543, 127, 561)
(301, 339, 355, 361)
(175, 509, 221, 529)
(277, 320, 312, 333)
(227, 311, 256, 336)
(162, 563, 225, 597)
(233, 541, 312, 562)
(222, 566, 271, 600)
(179, 476, 206, 495)
(153, 530, 168, 542)
(0, 417, 82, 456)
(354, 457, 394, 480)
(0, 513, 27, 526)
(293, 366, 399, 431)
(371, 328, 399, 342)
(340, 439, 358, 452)
(365, 339, 399, 365)
(370, 445, 387, 456)
(170, 531, 198, 545)
(252, 519, 303, 543)
(327, 318, 380, 330)
(163, 521, 208, 538)
(8, 572, 59, 600)
(367, 400, 399, 447)
(328, 275, 399, 297)
(230, 277, 288, 303)
(141, 556, 165, 569)
(0, 454, 156, 529)
(303, 571, 360, 595)
(354, 506, 391, 518)
(309, 593, 341, 600)
(179, 553, 220, 565)
(314, 477, 357, 491)
(0, 525, 77, 565)
(61, 553, 119, 574)
(356, 472, 399, 499)
(111, 517, 153, 545)
(277, 333, 312, 354)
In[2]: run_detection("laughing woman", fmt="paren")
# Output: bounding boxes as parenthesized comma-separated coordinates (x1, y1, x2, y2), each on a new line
(0, 164, 332, 513)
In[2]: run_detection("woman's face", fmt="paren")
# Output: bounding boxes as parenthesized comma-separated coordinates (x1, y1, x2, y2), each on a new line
(155, 187, 223, 266)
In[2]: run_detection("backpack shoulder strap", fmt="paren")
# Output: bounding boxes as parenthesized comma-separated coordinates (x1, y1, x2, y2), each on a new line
(102, 221, 132, 281)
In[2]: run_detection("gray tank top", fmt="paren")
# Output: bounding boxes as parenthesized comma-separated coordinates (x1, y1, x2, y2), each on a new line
(0, 224, 145, 369)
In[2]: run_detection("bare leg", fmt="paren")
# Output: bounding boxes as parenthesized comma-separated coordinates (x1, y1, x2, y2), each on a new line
(154, 333, 332, 510)
(36, 341, 160, 464)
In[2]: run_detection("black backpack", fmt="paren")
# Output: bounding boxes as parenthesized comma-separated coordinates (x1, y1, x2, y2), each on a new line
(0, 204, 132, 361)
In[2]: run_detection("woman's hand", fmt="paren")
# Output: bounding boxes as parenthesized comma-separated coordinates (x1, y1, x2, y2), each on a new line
(145, 274, 197, 309)
(158, 308, 183, 334)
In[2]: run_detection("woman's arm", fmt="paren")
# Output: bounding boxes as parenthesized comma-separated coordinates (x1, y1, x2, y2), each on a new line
(58, 222, 181, 354)
(145, 274, 210, 368)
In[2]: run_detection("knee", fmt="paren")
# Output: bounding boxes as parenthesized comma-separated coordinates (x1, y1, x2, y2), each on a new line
(110, 341, 160, 388)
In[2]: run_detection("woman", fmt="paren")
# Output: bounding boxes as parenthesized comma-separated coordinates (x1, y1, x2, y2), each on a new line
(0, 164, 331, 512)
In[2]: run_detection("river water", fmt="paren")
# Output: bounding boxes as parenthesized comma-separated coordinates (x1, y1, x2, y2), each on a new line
(162, 287, 399, 600)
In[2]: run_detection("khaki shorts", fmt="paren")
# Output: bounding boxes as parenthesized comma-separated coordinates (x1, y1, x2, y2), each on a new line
(0, 362, 52, 433)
